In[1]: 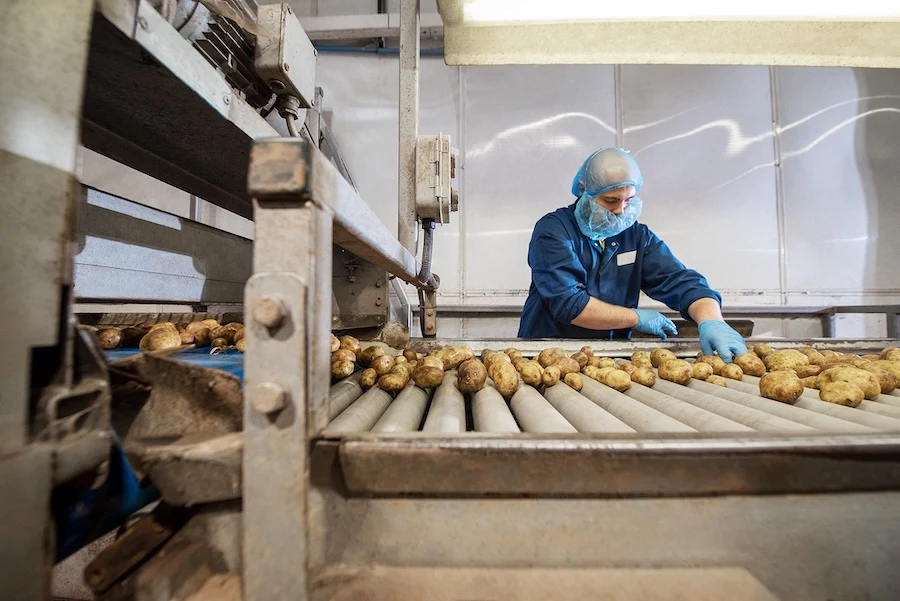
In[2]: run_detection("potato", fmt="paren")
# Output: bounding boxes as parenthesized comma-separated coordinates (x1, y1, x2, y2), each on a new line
(631, 350, 651, 364)
(538, 348, 567, 368)
(582, 366, 603, 381)
(371, 355, 395, 377)
(233, 329, 244, 344)
(616, 360, 637, 375)
(816, 367, 880, 400)
(564, 372, 584, 391)
(705, 375, 727, 387)
(860, 364, 897, 394)
(140, 328, 183, 352)
(491, 362, 520, 396)
(880, 348, 900, 362)
(595, 357, 616, 369)
(793, 365, 822, 378)
(604, 369, 632, 392)
(232, 337, 245, 352)
(819, 382, 864, 408)
(517, 360, 544, 387)
(720, 364, 744, 381)
(412, 365, 444, 388)
(734, 353, 766, 377)
(358, 346, 385, 367)
(457, 360, 488, 393)
(630, 367, 656, 387)
(379, 366, 410, 391)
(403, 348, 418, 362)
(542, 365, 561, 387)
(820, 350, 839, 359)
(330, 333, 340, 353)
(759, 371, 803, 404)
(801, 375, 818, 389)
(97, 328, 122, 349)
(872, 360, 900, 380)
(512, 356, 530, 370)
(698, 355, 726, 375)
(570, 351, 589, 369)
(595, 367, 616, 382)
(432, 347, 468, 370)
(650, 349, 677, 368)
(331, 349, 357, 364)
(120, 326, 148, 347)
(633, 357, 653, 369)
(553, 357, 581, 378)
(752, 343, 774, 358)
(149, 322, 178, 333)
(421, 355, 445, 371)
(179, 331, 195, 345)
(863, 354, 881, 362)
(505, 348, 524, 362)
(210, 325, 238, 345)
(360, 368, 378, 390)
(580, 346, 594, 357)
(691, 362, 714, 381)
(185, 322, 212, 346)
(339, 335, 361, 354)
(394, 355, 408, 364)
(332, 360, 355, 380)
(211, 337, 228, 348)
(483, 351, 512, 372)
(763, 349, 809, 372)
(201, 319, 220, 330)
(658, 359, 692, 385)
(797, 347, 827, 366)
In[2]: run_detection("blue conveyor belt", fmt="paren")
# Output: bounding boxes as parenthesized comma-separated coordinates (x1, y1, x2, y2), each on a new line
(105, 347, 245, 381)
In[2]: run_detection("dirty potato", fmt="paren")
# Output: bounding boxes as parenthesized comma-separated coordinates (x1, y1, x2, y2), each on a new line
(97, 328, 122, 350)
(819, 382, 865, 408)
(331, 360, 355, 380)
(759, 371, 804, 404)
(630, 367, 656, 387)
(330, 333, 340, 353)
(179, 331, 195, 345)
(705, 375, 727, 387)
(432, 347, 469, 370)
(517, 360, 544, 387)
(149, 322, 178, 333)
(360, 368, 378, 390)
(553, 357, 581, 378)
(358, 346, 386, 367)
(658, 359, 692, 385)
(580, 346, 594, 358)
(542, 365, 561, 387)
(457, 360, 488, 394)
(763, 349, 810, 372)
(734, 353, 766, 377)
(339, 335, 361, 354)
(650, 349, 677, 368)
(201, 319, 220, 330)
(421, 355, 445, 371)
(616, 360, 637, 375)
(752, 343, 775, 358)
(491, 362, 520, 396)
(210, 325, 238, 344)
(185, 322, 212, 346)
(880, 348, 900, 362)
(801, 375, 818, 389)
(720, 364, 744, 381)
(797, 347, 827, 366)
(379, 365, 410, 391)
(794, 365, 822, 378)
(140, 328, 182, 352)
(860, 364, 897, 394)
(631, 350, 651, 364)
(570, 351, 590, 369)
(331, 349, 357, 364)
(582, 366, 603, 381)
(872, 360, 900, 380)
(403, 348, 418, 362)
(538, 347, 568, 368)
(604, 369, 632, 392)
(412, 365, 444, 388)
(816, 367, 880, 400)
(370, 355, 395, 377)
(211, 337, 228, 348)
(691, 362, 714, 381)
(564, 372, 584, 391)
(698, 355, 727, 375)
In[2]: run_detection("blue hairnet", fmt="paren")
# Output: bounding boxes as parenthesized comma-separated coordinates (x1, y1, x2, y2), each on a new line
(571, 148, 643, 197)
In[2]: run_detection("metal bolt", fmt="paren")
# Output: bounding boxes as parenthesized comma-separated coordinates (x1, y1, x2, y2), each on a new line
(426, 310, 434, 316)
(253, 296, 286, 328)
(283, 62, 290, 72)
(253, 382, 286, 415)
(347, 275, 356, 283)
(137, 16, 148, 30)
(223, 94, 230, 105)
(375, 298, 383, 306)
(376, 280, 384, 288)
(269, 79, 286, 91)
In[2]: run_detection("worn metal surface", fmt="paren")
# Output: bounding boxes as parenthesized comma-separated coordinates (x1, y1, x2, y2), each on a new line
(398, 0, 420, 253)
(508, 385, 577, 433)
(99, 539, 215, 601)
(332, 247, 389, 330)
(324, 387, 393, 433)
(471, 381, 521, 433)
(371, 381, 431, 433)
(333, 433, 900, 497)
(125, 433, 242, 505)
(255, 3, 317, 106)
(542, 383, 635, 433)
(421, 370, 466, 433)
(328, 372, 365, 420)
(310, 565, 779, 601)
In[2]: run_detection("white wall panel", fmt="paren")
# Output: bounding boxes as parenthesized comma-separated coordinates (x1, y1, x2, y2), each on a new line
(777, 67, 900, 298)
(621, 65, 780, 304)
(462, 65, 617, 296)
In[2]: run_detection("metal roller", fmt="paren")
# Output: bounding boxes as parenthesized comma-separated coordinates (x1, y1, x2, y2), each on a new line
(651, 379, 814, 432)
(422, 370, 466, 433)
(542, 383, 635, 433)
(472, 380, 520, 433)
(623, 384, 753, 433)
(688, 379, 871, 432)
(579, 378, 696, 433)
(742, 374, 900, 419)
(509, 385, 576, 433)
(324, 386, 393, 433)
(871, 394, 900, 408)
(725, 377, 900, 430)
(328, 371, 364, 420)
(371, 381, 432, 433)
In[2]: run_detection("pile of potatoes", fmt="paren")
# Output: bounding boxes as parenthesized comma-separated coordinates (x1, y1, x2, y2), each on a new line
(90, 319, 245, 353)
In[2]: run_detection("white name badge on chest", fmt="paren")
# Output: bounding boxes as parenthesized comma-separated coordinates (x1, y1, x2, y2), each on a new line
(616, 250, 637, 266)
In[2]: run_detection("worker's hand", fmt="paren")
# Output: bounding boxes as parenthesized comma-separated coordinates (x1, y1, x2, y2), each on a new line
(698, 320, 748, 363)
(632, 309, 678, 340)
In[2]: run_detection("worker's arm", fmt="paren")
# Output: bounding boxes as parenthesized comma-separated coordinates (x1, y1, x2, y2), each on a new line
(570, 297, 639, 330)
(687, 297, 724, 323)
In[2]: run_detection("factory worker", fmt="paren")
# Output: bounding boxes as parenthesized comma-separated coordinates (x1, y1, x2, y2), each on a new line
(518, 148, 748, 363)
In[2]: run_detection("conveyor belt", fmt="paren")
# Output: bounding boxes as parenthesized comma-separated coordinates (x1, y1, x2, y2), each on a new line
(326, 368, 900, 434)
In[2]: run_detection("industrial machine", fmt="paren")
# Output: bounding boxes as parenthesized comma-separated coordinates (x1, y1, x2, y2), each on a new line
(3, 1, 900, 600)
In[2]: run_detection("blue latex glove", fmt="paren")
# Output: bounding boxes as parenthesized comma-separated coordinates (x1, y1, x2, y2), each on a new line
(632, 309, 678, 340)
(699, 320, 748, 363)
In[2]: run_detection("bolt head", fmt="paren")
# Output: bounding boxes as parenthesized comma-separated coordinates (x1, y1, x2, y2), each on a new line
(283, 62, 290, 72)
(137, 16, 148, 30)
(223, 94, 230, 105)
(253, 296, 286, 328)
(253, 382, 286, 415)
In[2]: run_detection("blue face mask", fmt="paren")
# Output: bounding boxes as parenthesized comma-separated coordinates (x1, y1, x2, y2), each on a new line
(574, 192, 642, 241)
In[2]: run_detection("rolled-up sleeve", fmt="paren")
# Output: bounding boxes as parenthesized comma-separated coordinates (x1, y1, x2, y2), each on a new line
(528, 218, 592, 324)
(640, 230, 722, 319)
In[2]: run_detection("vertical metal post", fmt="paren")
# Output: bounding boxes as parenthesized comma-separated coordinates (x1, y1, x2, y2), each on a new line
(243, 139, 332, 601)
(888, 311, 899, 339)
(399, 0, 420, 253)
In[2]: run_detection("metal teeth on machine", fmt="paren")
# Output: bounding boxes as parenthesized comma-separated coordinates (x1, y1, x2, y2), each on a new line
(326, 368, 900, 434)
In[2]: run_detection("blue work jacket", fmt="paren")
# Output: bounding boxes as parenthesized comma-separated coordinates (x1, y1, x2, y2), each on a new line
(518, 203, 721, 339)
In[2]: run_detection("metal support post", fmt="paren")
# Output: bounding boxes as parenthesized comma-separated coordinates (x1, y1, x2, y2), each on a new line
(398, 0, 420, 253)
(419, 288, 437, 337)
(243, 138, 333, 600)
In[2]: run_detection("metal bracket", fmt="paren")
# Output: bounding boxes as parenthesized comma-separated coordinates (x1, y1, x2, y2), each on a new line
(418, 287, 437, 338)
